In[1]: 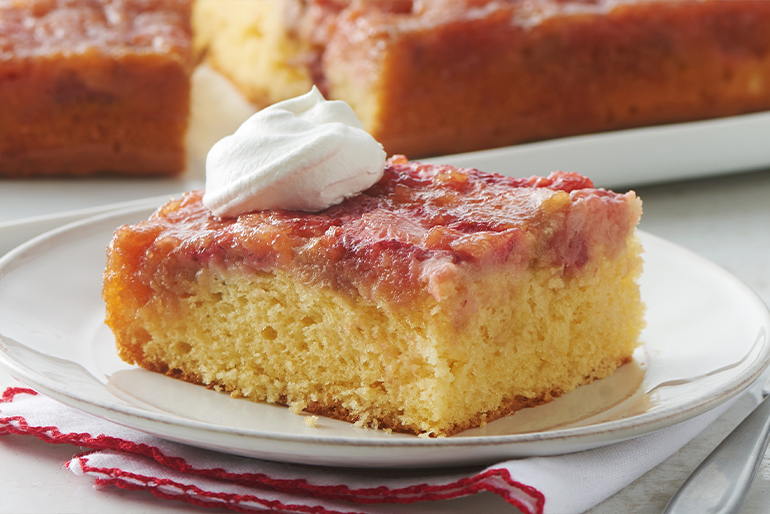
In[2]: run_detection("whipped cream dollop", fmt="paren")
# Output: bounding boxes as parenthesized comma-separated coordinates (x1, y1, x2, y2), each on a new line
(203, 86, 386, 216)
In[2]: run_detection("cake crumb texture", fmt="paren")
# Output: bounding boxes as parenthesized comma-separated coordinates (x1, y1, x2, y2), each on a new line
(192, 0, 312, 108)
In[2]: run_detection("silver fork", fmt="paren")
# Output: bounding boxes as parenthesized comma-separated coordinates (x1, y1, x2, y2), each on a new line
(663, 378, 770, 514)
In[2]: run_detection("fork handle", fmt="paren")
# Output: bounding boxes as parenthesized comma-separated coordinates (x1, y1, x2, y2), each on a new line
(664, 394, 770, 514)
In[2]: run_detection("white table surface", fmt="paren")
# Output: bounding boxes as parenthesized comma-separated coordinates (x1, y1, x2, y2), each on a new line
(1, 167, 770, 513)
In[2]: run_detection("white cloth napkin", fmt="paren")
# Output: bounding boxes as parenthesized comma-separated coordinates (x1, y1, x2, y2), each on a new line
(0, 386, 731, 514)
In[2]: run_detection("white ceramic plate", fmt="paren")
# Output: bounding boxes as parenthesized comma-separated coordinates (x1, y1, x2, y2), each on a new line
(0, 203, 769, 469)
(2, 65, 770, 227)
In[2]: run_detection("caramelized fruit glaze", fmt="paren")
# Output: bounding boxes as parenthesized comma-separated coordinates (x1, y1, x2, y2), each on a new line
(107, 157, 639, 307)
(0, 0, 191, 57)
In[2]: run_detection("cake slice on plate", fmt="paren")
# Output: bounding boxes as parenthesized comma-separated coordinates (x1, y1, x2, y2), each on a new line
(103, 154, 644, 436)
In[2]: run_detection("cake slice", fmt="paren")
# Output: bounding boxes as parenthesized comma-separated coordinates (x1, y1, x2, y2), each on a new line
(194, 0, 770, 158)
(0, 0, 193, 177)
(103, 157, 644, 436)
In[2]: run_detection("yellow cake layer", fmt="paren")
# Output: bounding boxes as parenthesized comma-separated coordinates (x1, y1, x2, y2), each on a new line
(192, 0, 312, 108)
(113, 236, 644, 436)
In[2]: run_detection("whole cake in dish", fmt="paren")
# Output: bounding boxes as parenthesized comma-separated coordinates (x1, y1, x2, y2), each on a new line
(193, 0, 770, 158)
(0, 0, 193, 177)
(103, 156, 644, 437)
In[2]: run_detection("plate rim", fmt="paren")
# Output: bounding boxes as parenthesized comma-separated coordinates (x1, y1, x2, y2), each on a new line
(1, 204, 769, 459)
